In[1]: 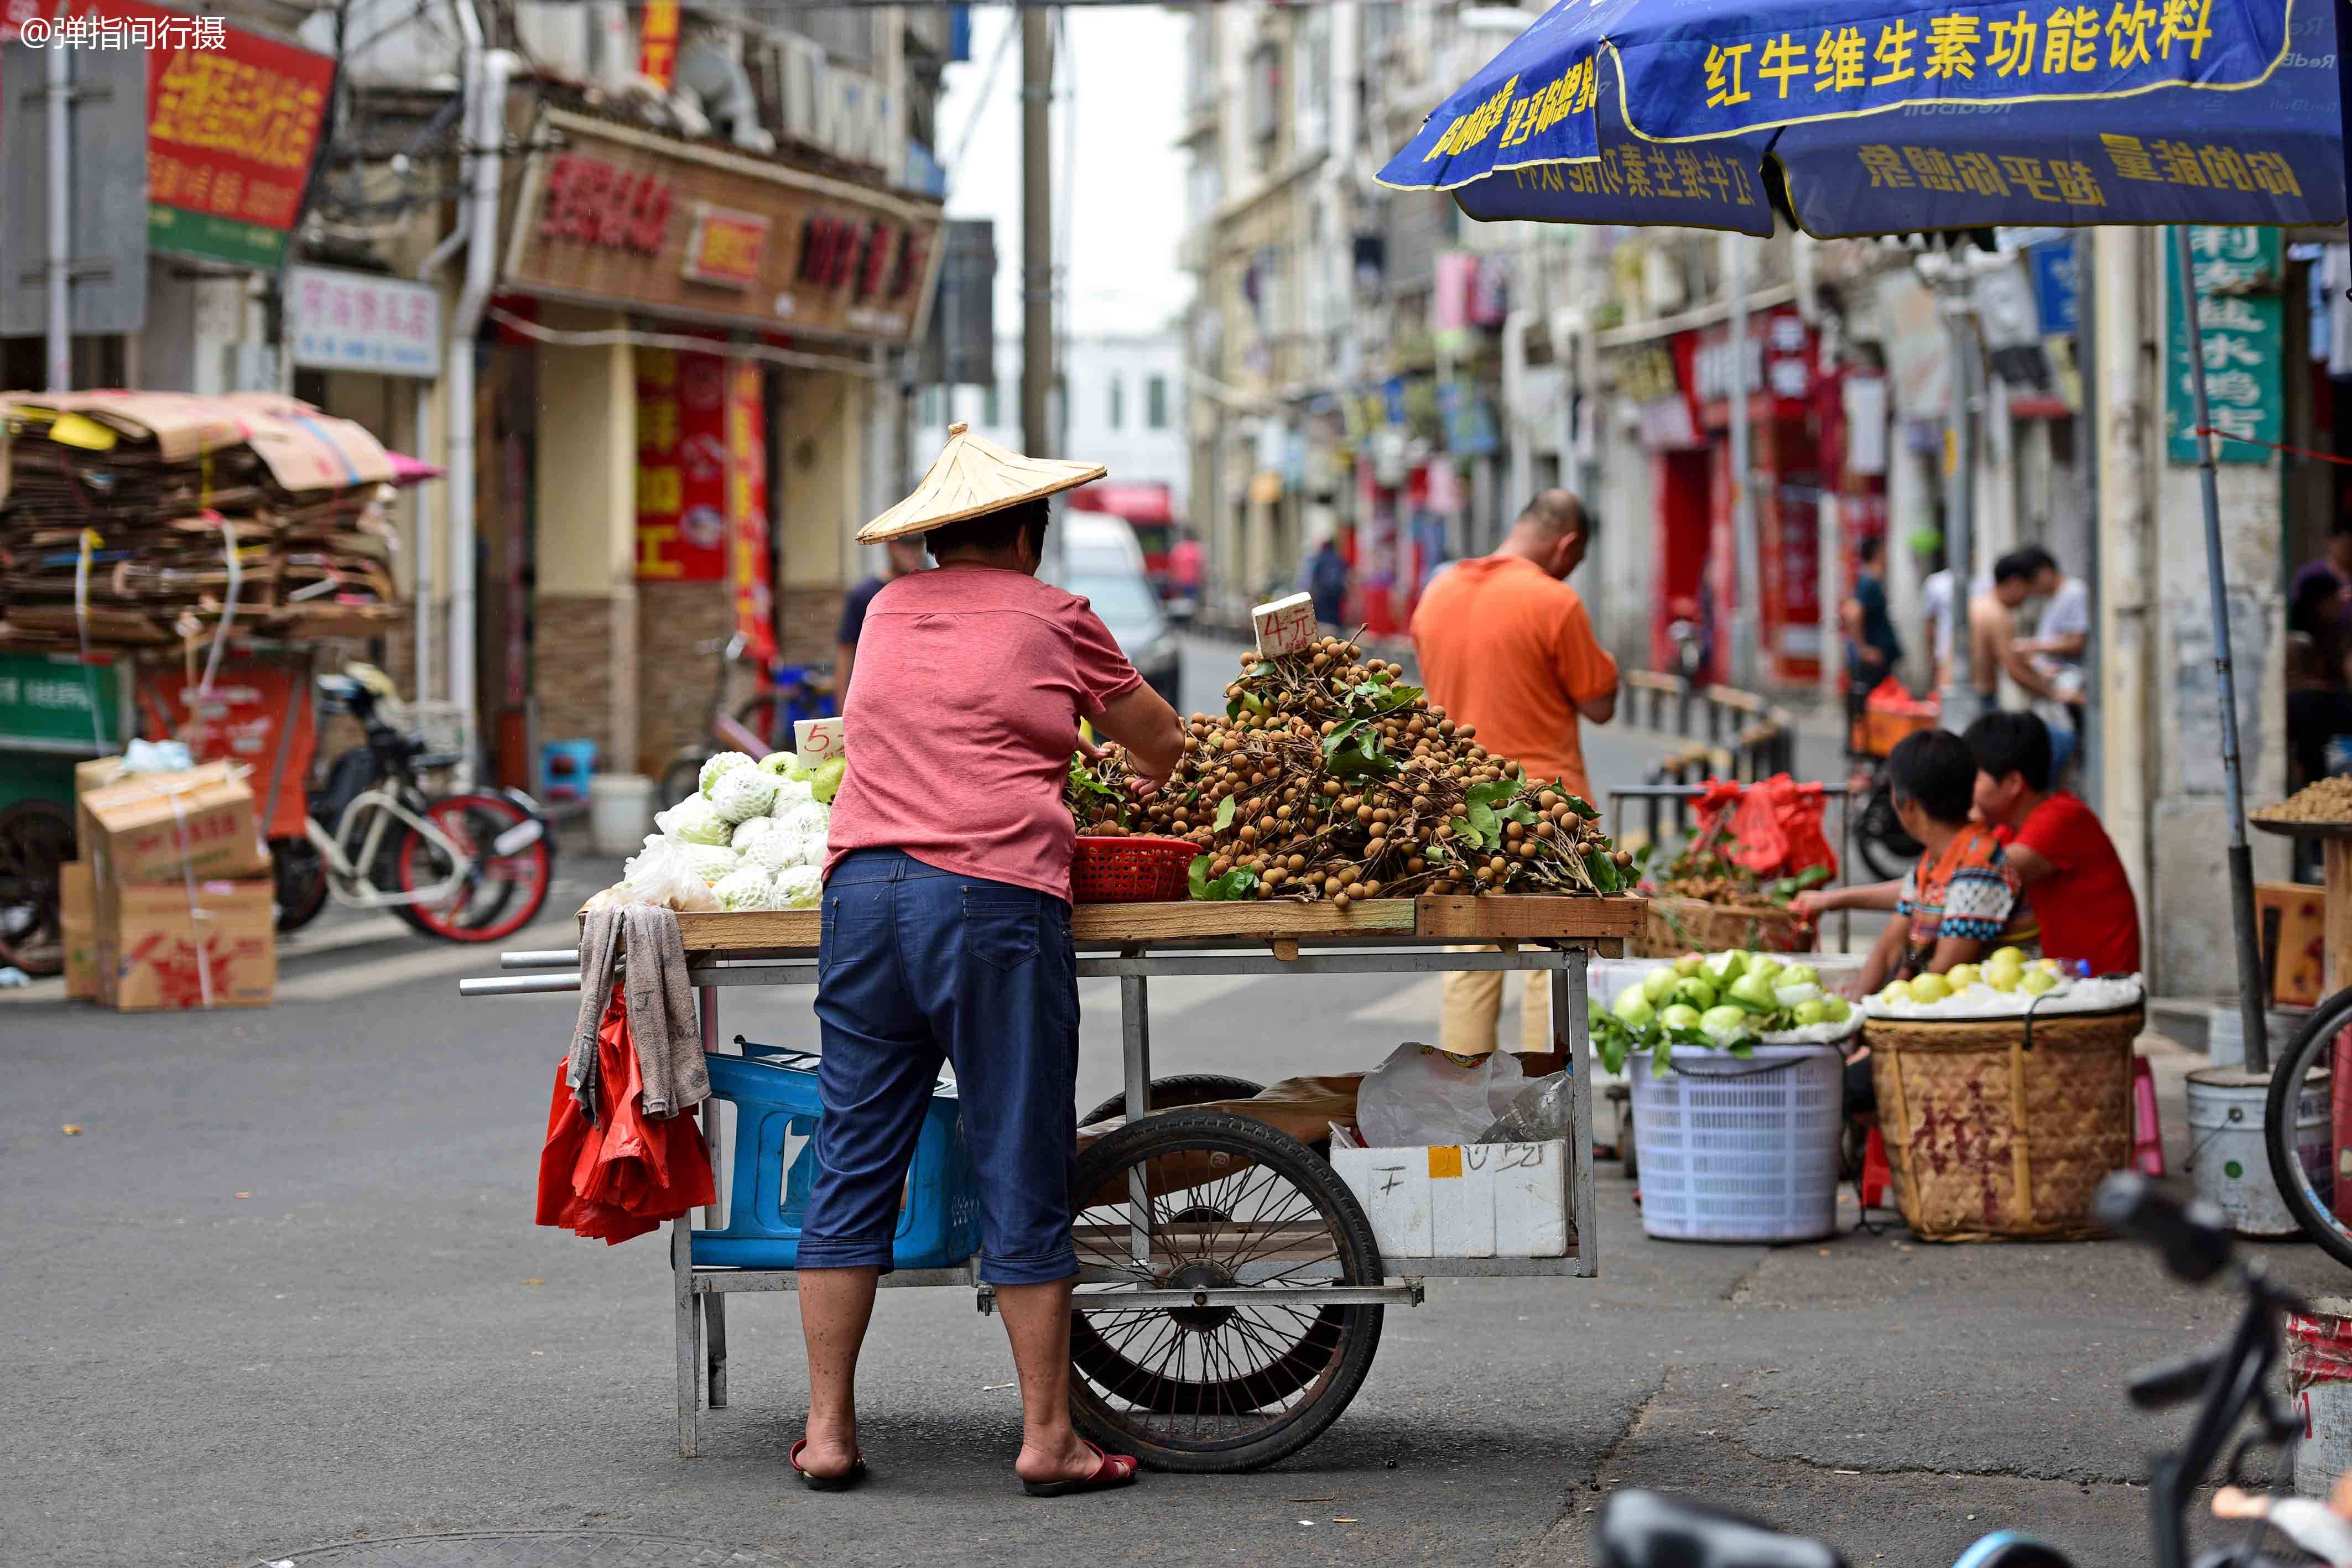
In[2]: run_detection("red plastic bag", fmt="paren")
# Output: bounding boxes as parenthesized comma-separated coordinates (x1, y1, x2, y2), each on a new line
(1727, 774, 1838, 883)
(536, 987, 715, 1244)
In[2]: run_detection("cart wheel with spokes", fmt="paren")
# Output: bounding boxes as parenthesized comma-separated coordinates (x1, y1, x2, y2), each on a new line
(0, 798, 75, 976)
(1066, 1108, 1385, 1474)
(1078, 1074, 1267, 1129)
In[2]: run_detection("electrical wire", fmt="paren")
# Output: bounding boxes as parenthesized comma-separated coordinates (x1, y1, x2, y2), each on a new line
(485, 306, 886, 379)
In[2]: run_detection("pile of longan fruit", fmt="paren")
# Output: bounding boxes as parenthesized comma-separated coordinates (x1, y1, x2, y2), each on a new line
(1071, 637, 1627, 903)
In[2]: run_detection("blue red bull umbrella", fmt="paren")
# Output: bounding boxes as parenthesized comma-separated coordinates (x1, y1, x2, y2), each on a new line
(1377, 0, 2343, 232)
(1382, 0, 2348, 1076)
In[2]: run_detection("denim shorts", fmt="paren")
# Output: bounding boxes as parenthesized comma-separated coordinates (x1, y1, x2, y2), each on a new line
(799, 849, 1081, 1286)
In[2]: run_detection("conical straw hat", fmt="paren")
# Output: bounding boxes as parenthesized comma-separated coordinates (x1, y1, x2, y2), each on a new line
(859, 421, 1107, 544)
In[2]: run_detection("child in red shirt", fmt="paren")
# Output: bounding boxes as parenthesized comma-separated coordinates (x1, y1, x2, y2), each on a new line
(1964, 712, 2143, 977)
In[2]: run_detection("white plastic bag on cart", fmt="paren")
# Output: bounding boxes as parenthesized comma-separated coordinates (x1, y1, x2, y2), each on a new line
(1356, 1043, 1526, 1148)
(617, 836, 723, 913)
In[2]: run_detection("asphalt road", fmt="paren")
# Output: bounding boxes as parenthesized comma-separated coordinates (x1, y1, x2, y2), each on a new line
(3, 638, 2319, 1568)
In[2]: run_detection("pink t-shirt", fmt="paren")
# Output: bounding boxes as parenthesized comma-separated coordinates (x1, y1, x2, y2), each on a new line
(824, 565, 1143, 902)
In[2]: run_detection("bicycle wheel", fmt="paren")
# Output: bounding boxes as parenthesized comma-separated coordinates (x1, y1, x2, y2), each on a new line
(2265, 988, 2352, 1266)
(1066, 1109, 1385, 1473)
(1854, 775, 1922, 882)
(0, 799, 74, 976)
(392, 794, 554, 944)
(269, 836, 330, 933)
(1078, 1074, 1268, 1129)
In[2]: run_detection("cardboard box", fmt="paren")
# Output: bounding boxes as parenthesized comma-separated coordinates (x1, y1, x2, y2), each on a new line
(58, 861, 96, 1001)
(96, 879, 274, 1011)
(2260, 881, 2328, 1007)
(80, 761, 269, 886)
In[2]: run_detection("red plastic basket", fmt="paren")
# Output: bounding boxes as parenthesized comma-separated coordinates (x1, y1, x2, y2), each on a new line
(1071, 835, 1199, 904)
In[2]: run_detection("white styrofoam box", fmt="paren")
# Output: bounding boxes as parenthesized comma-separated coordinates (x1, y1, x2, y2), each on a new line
(1330, 1140, 1569, 1260)
(1253, 593, 1318, 657)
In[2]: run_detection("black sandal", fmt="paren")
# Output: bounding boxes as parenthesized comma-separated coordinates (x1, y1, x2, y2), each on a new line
(790, 1438, 868, 1492)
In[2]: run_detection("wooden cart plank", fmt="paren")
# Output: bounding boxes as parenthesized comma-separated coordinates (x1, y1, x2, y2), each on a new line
(661, 895, 1645, 954)
(1413, 896, 1646, 941)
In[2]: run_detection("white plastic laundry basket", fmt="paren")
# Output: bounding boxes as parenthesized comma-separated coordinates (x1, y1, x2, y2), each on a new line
(1628, 1043, 1844, 1243)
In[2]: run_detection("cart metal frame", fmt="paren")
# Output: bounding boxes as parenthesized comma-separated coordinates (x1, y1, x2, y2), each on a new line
(464, 933, 1599, 1460)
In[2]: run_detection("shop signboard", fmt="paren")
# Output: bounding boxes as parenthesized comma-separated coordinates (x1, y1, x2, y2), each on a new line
(2029, 241, 2080, 337)
(506, 110, 945, 350)
(681, 204, 771, 290)
(0, 650, 122, 753)
(1619, 340, 1697, 451)
(3, 0, 332, 270)
(2166, 225, 2282, 466)
(287, 266, 441, 377)
(1685, 309, 1813, 429)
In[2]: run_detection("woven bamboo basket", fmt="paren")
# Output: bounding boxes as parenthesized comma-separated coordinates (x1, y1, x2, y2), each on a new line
(1632, 896, 1814, 958)
(1866, 1006, 2142, 1242)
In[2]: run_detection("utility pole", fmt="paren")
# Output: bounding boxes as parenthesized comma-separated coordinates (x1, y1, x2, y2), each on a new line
(1019, 7, 1057, 576)
(1725, 232, 1760, 689)
(45, 40, 71, 390)
(1939, 267, 1981, 731)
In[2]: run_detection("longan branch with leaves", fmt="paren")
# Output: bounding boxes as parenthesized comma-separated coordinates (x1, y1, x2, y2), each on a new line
(1065, 635, 1634, 903)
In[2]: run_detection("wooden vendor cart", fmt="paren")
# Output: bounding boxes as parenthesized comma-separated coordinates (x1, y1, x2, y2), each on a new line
(461, 893, 1643, 1472)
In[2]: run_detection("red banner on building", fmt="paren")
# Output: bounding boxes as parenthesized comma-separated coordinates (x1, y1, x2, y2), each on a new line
(726, 362, 774, 663)
(3, 0, 334, 269)
(635, 347, 728, 582)
(638, 0, 680, 87)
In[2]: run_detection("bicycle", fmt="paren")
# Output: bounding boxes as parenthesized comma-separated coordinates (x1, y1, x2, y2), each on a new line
(657, 634, 788, 806)
(1844, 687, 1930, 882)
(1598, 1173, 2318, 1568)
(735, 660, 837, 754)
(2261, 984, 2352, 1267)
(269, 664, 555, 944)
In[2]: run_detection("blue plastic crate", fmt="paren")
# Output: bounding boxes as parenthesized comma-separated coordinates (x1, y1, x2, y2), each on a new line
(693, 1045, 980, 1271)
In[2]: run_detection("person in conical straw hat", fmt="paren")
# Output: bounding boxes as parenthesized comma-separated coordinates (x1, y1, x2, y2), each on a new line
(790, 421, 1183, 1497)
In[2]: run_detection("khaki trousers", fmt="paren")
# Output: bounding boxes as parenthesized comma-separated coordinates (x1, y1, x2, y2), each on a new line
(1439, 946, 1554, 1056)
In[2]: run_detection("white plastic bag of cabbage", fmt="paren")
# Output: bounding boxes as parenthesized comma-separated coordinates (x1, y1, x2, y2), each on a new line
(641, 746, 845, 905)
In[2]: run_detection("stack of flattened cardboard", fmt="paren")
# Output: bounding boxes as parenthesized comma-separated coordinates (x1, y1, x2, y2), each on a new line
(1, 390, 400, 649)
(60, 757, 275, 1010)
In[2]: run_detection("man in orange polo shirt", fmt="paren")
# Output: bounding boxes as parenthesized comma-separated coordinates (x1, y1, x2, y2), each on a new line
(1411, 489, 1620, 1055)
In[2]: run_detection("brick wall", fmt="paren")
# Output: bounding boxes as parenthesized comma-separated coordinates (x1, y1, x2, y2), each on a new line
(533, 592, 640, 774)
(780, 585, 849, 666)
(634, 580, 739, 773)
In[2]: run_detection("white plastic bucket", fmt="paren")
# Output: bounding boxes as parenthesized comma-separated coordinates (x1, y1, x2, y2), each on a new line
(2292, 1300, 2352, 1498)
(1629, 1043, 1845, 1243)
(587, 773, 658, 858)
(2186, 1066, 2323, 1238)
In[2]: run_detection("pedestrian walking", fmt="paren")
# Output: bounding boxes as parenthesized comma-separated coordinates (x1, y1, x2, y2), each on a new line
(1409, 489, 1619, 1056)
(1305, 533, 1350, 630)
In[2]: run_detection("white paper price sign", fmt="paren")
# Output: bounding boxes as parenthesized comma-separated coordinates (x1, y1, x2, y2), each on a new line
(1253, 593, 1318, 658)
(794, 717, 845, 759)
